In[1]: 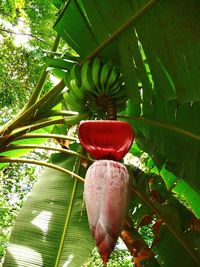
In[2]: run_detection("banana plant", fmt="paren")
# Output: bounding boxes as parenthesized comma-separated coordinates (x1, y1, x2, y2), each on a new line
(2, 0, 200, 266)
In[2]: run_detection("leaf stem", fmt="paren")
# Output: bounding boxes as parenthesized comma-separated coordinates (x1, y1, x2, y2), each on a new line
(38, 110, 79, 118)
(16, 133, 77, 142)
(54, 148, 82, 267)
(118, 114, 200, 141)
(23, 34, 61, 109)
(80, 0, 158, 65)
(0, 79, 65, 137)
(6, 118, 65, 143)
(5, 144, 92, 162)
(0, 157, 84, 183)
(5, 114, 86, 145)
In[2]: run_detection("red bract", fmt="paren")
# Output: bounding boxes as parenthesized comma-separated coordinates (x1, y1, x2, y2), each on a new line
(84, 160, 129, 263)
(78, 120, 134, 161)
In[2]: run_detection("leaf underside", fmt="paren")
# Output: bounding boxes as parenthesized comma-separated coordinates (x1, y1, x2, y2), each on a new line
(4, 152, 94, 267)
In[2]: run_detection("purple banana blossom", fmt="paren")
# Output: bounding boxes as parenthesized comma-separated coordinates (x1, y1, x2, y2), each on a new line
(84, 160, 129, 263)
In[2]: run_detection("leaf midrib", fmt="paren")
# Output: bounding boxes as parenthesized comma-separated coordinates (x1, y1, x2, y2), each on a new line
(54, 177, 78, 267)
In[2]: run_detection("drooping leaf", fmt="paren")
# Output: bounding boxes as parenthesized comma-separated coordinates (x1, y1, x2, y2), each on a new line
(130, 168, 200, 267)
(160, 166, 200, 219)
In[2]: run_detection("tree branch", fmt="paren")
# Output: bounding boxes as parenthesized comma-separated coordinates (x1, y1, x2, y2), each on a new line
(0, 27, 48, 45)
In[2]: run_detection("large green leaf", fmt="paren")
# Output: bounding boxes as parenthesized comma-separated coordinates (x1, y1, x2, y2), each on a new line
(135, 0, 200, 102)
(54, 1, 98, 59)
(4, 151, 94, 266)
(53, 0, 200, 195)
(130, 0, 200, 191)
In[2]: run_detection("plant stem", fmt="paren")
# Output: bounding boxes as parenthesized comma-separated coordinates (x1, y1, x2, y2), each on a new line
(16, 133, 77, 142)
(5, 144, 92, 162)
(96, 94, 117, 120)
(106, 97, 117, 120)
(38, 110, 79, 118)
(0, 79, 65, 136)
(0, 157, 84, 183)
(24, 34, 61, 109)
(3, 114, 86, 148)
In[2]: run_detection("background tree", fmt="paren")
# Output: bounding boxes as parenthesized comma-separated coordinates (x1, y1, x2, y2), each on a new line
(0, 0, 56, 264)
(0, 0, 57, 116)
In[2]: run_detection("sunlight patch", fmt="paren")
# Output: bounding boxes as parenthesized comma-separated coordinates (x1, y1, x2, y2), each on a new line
(63, 255, 74, 266)
(31, 211, 52, 234)
(0, 17, 31, 47)
(8, 243, 43, 265)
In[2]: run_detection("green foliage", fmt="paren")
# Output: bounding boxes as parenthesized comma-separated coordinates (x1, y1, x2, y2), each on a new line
(0, 0, 57, 115)
(84, 247, 133, 267)
(0, 0, 58, 263)
(0, 37, 44, 112)
(130, 165, 200, 266)
(52, 0, 65, 9)
(24, 0, 57, 47)
(0, 0, 57, 45)
(0, 0, 21, 21)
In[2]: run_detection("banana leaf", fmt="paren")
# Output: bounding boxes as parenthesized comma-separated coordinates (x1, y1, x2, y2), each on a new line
(4, 151, 94, 266)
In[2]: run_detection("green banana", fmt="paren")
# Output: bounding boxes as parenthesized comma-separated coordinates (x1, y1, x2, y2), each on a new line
(92, 57, 101, 92)
(105, 67, 118, 92)
(63, 58, 128, 117)
(63, 91, 75, 110)
(70, 64, 81, 86)
(70, 79, 84, 99)
(115, 96, 128, 107)
(81, 61, 95, 94)
(64, 91, 83, 112)
(117, 102, 127, 112)
(100, 62, 111, 92)
(108, 78, 124, 97)
(112, 87, 128, 100)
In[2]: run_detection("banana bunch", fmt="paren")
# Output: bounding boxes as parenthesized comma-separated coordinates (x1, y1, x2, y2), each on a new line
(63, 58, 128, 119)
